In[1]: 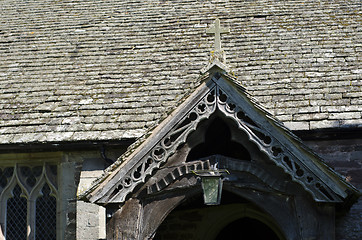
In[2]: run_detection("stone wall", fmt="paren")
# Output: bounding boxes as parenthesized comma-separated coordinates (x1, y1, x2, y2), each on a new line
(305, 138, 362, 240)
(59, 152, 84, 240)
(77, 153, 107, 240)
(77, 201, 106, 240)
(76, 147, 126, 240)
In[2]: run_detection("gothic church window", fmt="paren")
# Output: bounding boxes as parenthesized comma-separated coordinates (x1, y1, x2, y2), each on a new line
(0, 164, 58, 240)
(6, 184, 27, 240)
(35, 183, 57, 240)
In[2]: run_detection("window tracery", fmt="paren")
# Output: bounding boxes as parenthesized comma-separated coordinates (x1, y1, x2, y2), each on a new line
(0, 164, 58, 240)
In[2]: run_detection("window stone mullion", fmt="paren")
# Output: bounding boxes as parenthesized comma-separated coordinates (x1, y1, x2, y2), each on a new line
(28, 198, 36, 240)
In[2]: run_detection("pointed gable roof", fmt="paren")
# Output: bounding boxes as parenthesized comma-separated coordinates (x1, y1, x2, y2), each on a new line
(81, 62, 359, 207)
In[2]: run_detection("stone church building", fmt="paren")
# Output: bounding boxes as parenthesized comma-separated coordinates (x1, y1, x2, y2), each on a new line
(0, 0, 361, 239)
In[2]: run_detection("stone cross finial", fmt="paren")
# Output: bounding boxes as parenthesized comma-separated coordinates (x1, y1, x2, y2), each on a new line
(206, 18, 230, 52)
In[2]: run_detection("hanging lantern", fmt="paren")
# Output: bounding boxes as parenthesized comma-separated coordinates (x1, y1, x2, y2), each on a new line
(201, 172, 223, 205)
(194, 168, 229, 205)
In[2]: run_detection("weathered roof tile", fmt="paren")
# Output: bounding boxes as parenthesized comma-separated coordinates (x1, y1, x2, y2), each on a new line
(1, 0, 361, 144)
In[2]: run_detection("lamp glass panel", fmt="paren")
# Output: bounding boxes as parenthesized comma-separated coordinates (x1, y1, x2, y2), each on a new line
(201, 176, 222, 205)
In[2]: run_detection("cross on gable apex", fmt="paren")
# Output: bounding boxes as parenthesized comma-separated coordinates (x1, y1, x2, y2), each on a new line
(206, 18, 230, 52)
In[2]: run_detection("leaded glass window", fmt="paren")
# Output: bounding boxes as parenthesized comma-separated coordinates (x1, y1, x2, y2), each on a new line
(36, 183, 57, 240)
(0, 164, 58, 240)
(6, 184, 27, 240)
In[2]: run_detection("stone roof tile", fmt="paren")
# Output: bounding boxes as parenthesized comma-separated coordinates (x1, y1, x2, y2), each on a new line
(0, 0, 361, 144)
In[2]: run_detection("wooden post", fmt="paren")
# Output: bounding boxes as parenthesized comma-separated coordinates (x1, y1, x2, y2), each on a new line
(107, 198, 142, 240)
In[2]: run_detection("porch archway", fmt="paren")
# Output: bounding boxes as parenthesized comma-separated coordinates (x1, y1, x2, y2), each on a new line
(215, 217, 280, 240)
(153, 191, 285, 240)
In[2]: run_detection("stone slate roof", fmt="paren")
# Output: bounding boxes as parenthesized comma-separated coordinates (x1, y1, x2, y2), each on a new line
(0, 0, 361, 145)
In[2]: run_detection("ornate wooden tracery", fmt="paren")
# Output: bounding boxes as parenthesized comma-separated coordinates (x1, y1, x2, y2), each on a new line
(87, 73, 350, 205)
(96, 84, 217, 203)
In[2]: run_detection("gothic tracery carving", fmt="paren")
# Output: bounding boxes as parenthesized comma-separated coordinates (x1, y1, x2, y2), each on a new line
(215, 86, 337, 201)
(102, 88, 217, 203)
(95, 77, 341, 204)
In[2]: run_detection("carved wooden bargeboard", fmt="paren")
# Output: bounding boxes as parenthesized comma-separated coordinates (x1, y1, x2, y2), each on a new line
(82, 66, 359, 239)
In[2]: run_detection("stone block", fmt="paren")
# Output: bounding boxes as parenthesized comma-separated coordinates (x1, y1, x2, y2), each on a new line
(328, 112, 361, 120)
(310, 120, 339, 129)
(298, 106, 320, 114)
(77, 201, 106, 240)
(341, 119, 362, 128)
(351, 151, 362, 161)
(284, 121, 309, 130)
(321, 105, 361, 113)
(293, 113, 329, 121)
(274, 114, 292, 122)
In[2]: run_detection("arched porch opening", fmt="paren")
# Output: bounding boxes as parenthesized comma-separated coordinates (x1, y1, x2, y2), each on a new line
(215, 217, 279, 240)
(153, 190, 285, 240)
